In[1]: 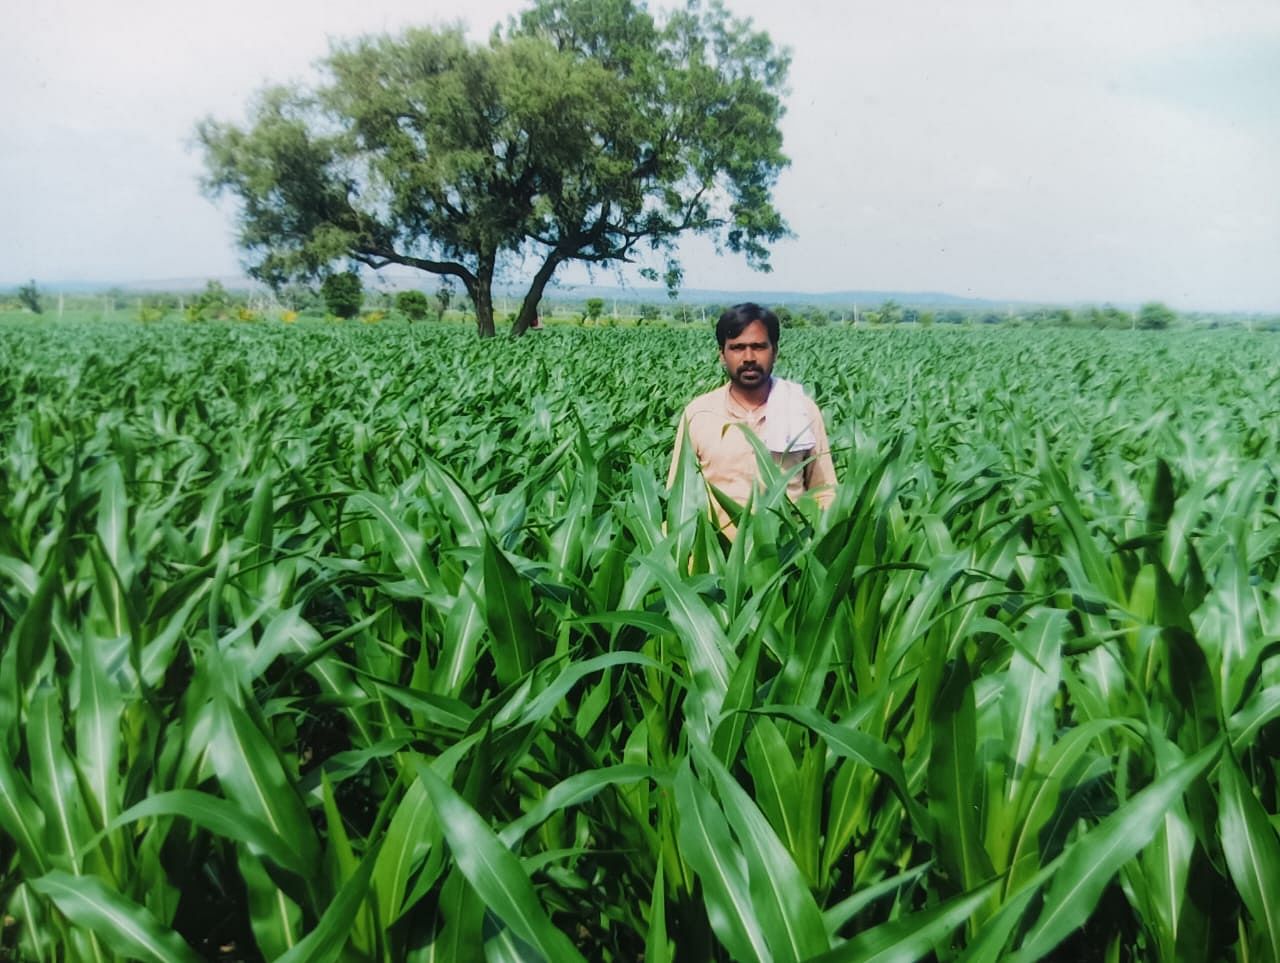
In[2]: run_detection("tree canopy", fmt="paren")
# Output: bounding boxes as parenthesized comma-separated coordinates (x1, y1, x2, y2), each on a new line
(197, 0, 791, 337)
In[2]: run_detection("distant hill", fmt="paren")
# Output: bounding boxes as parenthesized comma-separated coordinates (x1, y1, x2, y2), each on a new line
(536, 284, 1008, 310)
(7, 275, 1028, 312)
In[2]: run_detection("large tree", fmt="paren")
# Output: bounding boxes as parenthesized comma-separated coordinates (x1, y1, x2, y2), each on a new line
(197, 0, 790, 337)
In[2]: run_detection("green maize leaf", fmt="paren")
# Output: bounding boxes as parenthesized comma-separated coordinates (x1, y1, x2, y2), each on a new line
(138, 589, 204, 689)
(421, 868, 485, 963)
(695, 743, 830, 961)
(645, 860, 670, 963)
(499, 763, 661, 847)
(566, 609, 675, 636)
(813, 878, 1000, 963)
(13, 544, 61, 691)
(275, 836, 383, 963)
(484, 921, 543, 963)
(11, 881, 53, 963)
(1038, 432, 1115, 597)
(421, 456, 488, 549)
(371, 679, 476, 732)
(712, 625, 765, 764)
(29, 685, 90, 873)
(1135, 732, 1197, 959)
(822, 862, 931, 938)
(103, 789, 308, 875)
(1003, 717, 1136, 895)
(375, 739, 476, 927)
(1001, 609, 1066, 807)
(955, 861, 1055, 963)
(206, 678, 320, 872)
(76, 631, 124, 831)
(242, 472, 274, 596)
(1164, 626, 1221, 754)
(88, 531, 136, 647)
(416, 765, 586, 963)
(673, 760, 771, 963)
(774, 519, 864, 708)
(1230, 683, 1280, 751)
(93, 461, 132, 633)
(30, 870, 201, 963)
(350, 491, 441, 592)
(756, 703, 932, 839)
(640, 552, 735, 739)
(436, 566, 485, 695)
(929, 655, 996, 892)
(666, 410, 706, 564)
(744, 717, 806, 873)
(0, 749, 49, 874)
(239, 847, 303, 960)
(512, 650, 673, 729)
(374, 777, 445, 929)
(1008, 738, 1222, 962)
(884, 550, 974, 671)
(482, 535, 539, 686)
(1218, 752, 1280, 962)
(319, 766, 359, 887)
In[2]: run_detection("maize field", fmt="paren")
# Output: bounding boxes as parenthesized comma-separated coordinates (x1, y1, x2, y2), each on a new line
(0, 320, 1277, 962)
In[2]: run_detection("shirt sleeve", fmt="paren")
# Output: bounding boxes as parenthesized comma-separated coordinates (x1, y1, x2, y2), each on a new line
(803, 400, 838, 507)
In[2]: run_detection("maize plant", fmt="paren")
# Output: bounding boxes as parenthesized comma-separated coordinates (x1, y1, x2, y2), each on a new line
(0, 320, 1276, 961)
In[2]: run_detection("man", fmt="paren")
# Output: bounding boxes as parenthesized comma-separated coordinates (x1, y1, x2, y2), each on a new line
(668, 303, 837, 533)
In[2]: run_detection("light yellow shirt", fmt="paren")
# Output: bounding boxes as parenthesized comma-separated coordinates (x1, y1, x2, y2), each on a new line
(668, 380, 838, 532)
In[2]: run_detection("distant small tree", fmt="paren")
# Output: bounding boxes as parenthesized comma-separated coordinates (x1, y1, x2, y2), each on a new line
(435, 280, 454, 321)
(878, 300, 904, 325)
(17, 280, 42, 314)
(322, 272, 363, 319)
(1100, 305, 1131, 329)
(187, 280, 233, 321)
(775, 306, 795, 328)
(638, 304, 660, 325)
(584, 297, 605, 324)
(396, 290, 431, 321)
(1137, 301, 1176, 330)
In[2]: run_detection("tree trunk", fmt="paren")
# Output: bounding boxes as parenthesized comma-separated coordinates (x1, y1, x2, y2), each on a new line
(510, 254, 561, 337)
(472, 257, 497, 338)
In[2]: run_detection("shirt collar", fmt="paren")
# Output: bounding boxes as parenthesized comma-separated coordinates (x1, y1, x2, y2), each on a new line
(722, 378, 773, 420)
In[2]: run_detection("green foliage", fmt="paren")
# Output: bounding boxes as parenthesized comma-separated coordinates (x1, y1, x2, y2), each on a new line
(2, 322, 1278, 959)
(585, 297, 605, 322)
(1139, 301, 1178, 330)
(196, 0, 790, 337)
(17, 279, 42, 314)
(135, 300, 166, 323)
(435, 279, 453, 321)
(184, 279, 233, 322)
(321, 271, 363, 319)
(394, 289, 431, 321)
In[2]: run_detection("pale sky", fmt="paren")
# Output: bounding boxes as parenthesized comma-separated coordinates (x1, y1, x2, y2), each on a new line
(4, 0, 1278, 311)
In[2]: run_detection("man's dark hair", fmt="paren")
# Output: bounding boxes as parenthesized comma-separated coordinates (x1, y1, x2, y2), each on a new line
(715, 302, 780, 348)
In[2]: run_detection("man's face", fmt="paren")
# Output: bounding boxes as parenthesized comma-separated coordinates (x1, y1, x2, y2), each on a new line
(720, 319, 776, 391)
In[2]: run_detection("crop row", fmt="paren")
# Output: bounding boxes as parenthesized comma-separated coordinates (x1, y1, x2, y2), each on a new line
(0, 321, 1277, 961)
